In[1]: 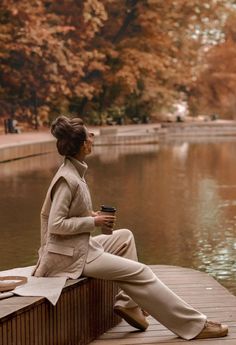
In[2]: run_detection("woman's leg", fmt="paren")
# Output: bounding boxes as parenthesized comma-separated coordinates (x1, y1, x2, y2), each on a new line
(93, 229, 139, 308)
(83, 251, 206, 340)
(94, 229, 138, 260)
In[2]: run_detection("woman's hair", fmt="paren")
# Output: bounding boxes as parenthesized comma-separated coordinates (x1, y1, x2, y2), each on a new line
(51, 115, 87, 156)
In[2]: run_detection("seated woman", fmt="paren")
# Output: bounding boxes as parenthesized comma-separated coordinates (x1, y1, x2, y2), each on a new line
(33, 115, 228, 341)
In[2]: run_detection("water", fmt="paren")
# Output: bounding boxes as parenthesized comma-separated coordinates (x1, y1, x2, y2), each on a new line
(0, 139, 236, 295)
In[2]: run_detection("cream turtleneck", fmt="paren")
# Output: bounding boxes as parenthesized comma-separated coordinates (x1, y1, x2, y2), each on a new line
(68, 156, 87, 181)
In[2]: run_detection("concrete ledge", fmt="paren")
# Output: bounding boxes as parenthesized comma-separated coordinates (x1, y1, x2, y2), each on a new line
(0, 140, 56, 162)
(0, 277, 120, 345)
(99, 128, 118, 136)
(95, 133, 159, 145)
(1, 121, 236, 163)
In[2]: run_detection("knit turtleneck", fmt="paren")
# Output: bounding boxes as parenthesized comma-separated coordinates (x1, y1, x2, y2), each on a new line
(67, 156, 88, 180)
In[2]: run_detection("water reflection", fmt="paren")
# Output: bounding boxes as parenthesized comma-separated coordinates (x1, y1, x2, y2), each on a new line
(92, 143, 159, 163)
(0, 140, 236, 295)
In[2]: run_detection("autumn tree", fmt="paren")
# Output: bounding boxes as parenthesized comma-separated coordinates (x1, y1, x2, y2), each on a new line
(0, 0, 233, 126)
(0, 0, 108, 125)
(94, 0, 230, 122)
(189, 10, 236, 119)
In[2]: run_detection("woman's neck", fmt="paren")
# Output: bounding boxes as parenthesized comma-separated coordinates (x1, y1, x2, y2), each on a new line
(74, 152, 85, 162)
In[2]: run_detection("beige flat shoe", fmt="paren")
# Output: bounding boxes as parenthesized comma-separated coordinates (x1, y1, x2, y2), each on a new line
(194, 320, 228, 339)
(114, 306, 149, 331)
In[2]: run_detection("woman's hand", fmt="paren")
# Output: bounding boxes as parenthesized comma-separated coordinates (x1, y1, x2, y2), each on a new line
(94, 214, 116, 229)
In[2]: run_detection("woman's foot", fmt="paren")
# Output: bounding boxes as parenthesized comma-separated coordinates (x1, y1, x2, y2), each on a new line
(114, 306, 149, 331)
(194, 320, 228, 339)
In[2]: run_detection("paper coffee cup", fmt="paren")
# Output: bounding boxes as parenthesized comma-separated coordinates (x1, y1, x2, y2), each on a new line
(100, 205, 116, 234)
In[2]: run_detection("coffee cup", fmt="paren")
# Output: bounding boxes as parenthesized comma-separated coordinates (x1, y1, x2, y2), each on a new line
(100, 205, 116, 234)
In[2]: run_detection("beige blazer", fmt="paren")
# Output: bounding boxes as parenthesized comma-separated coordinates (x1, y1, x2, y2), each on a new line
(33, 158, 96, 278)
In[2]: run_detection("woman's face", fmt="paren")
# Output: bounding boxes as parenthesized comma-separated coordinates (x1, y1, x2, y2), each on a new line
(84, 127, 94, 155)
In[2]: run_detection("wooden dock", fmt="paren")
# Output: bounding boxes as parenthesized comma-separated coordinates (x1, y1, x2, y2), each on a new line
(0, 277, 120, 345)
(90, 265, 236, 345)
(0, 265, 235, 344)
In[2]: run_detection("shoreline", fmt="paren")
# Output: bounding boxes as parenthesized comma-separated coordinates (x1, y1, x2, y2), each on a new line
(1, 121, 236, 162)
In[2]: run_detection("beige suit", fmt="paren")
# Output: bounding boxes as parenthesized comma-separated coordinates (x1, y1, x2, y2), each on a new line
(33, 157, 206, 340)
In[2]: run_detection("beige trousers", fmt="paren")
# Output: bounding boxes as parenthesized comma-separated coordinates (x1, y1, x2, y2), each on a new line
(82, 229, 206, 340)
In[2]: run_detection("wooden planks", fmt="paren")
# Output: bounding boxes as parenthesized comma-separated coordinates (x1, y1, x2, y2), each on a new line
(90, 265, 236, 345)
(0, 277, 120, 345)
(0, 265, 235, 345)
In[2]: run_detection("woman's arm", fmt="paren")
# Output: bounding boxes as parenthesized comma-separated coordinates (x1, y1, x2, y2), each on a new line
(48, 178, 96, 236)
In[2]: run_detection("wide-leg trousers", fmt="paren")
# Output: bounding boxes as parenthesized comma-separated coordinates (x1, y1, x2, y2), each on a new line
(82, 229, 206, 340)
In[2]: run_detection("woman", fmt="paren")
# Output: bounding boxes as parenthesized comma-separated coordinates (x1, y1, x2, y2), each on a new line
(33, 115, 228, 340)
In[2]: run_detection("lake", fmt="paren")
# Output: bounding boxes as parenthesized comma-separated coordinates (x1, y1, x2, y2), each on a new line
(0, 139, 236, 295)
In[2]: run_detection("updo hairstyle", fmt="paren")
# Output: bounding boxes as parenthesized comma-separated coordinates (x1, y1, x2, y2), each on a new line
(51, 116, 87, 156)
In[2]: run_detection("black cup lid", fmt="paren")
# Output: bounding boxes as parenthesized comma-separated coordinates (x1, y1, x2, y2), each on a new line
(101, 205, 116, 212)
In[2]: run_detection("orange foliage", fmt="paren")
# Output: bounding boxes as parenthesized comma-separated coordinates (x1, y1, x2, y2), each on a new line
(0, 0, 232, 124)
(190, 11, 236, 119)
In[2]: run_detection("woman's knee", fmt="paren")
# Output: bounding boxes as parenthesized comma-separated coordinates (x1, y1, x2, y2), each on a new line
(123, 263, 156, 283)
(140, 265, 157, 282)
(114, 228, 134, 241)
